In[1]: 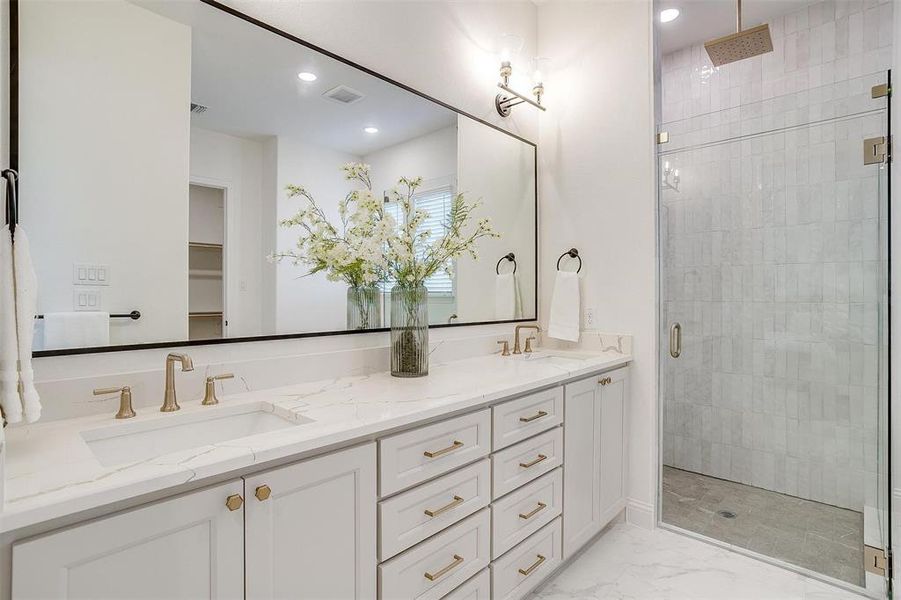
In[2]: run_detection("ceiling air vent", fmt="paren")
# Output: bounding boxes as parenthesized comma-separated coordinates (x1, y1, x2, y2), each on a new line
(322, 85, 365, 105)
(190, 102, 208, 114)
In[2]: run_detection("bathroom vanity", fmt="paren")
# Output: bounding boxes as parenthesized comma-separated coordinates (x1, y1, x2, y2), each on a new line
(1, 350, 630, 599)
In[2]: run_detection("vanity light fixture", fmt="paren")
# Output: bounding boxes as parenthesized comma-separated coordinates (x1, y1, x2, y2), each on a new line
(363, 126, 379, 134)
(659, 8, 680, 23)
(662, 160, 680, 192)
(297, 71, 318, 82)
(494, 35, 547, 117)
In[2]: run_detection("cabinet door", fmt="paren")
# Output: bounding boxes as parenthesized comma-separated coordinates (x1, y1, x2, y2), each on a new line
(245, 443, 377, 600)
(599, 367, 628, 521)
(561, 375, 602, 559)
(12, 481, 244, 599)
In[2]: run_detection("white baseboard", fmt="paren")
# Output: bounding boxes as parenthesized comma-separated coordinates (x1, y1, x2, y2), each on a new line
(625, 498, 654, 529)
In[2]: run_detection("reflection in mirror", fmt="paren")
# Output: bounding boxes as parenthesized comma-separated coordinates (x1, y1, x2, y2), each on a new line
(17, 0, 537, 352)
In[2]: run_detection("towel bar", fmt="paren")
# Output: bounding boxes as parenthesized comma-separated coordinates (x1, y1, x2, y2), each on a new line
(35, 310, 141, 320)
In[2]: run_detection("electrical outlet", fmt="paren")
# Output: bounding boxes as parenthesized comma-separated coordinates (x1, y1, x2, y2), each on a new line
(585, 307, 595, 328)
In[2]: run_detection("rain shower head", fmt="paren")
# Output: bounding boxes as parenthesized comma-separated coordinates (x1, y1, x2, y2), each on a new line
(704, 0, 773, 66)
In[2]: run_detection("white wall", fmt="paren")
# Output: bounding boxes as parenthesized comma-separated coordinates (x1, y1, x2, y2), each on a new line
(456, 115, 537, 323)
(274, 136, 360, 333)
(189, 126, 267, 337)
(18, 0, 191, 348)
(537, 0, 657, 527)
(365, 125, 457, 196)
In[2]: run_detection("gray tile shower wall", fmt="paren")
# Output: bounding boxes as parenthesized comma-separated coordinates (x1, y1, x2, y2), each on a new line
(659, 0, 891, 512)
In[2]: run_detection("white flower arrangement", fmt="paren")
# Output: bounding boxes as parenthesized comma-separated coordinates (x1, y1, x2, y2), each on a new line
(271, 163, 499, 291)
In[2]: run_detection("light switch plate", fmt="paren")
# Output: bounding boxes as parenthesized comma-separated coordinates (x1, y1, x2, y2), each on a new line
(73, 289, 102, 311)
(73, 263, 110, 286)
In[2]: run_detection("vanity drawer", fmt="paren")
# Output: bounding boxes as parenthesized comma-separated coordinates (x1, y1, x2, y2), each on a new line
(380, 459, 491, 561)
(491, 427, 563, 499)
(490, 517, 563, 600)
(492, 387, 563, 450)
(440, 568, 490, 600)
(490, 468, 563, 559)
(379, 508, 491, 600)
(380, 409, 491, 497)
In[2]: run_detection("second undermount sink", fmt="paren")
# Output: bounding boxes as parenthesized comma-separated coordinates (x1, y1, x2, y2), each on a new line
(81, 401, 311, 467)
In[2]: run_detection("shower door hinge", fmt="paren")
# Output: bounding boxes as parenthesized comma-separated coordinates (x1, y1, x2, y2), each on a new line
(871, 83, 891, 98)
(656, 131, 669, 144)
(864, 136, 890, 165)
(864, 545, 891, 577)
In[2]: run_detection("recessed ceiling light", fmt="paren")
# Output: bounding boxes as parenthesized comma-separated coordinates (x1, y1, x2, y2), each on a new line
(297, 72, 317, 82)
(659, 8, 680, 23)
(363, 126, 379, 134)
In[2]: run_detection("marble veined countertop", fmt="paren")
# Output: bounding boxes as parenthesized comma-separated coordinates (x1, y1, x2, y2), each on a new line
(1, 349, 630, 533)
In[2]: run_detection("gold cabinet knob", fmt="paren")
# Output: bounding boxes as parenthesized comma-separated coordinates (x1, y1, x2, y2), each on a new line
(225, 494, 244, 511)
(599, 377, 612, 385)
(255, 484, 272, 501)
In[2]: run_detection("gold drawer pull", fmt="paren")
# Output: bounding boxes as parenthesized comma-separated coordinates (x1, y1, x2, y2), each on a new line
(424, 554, 464, 581)
(519, 454, 548, 469)
(519, 410, 548, 423)
(424, 495, 465, 517)
(518, 554, 546, 576)
(599, 376, 612, 385)
(424, 440, 464, 458)
(519, 501, 547, 520)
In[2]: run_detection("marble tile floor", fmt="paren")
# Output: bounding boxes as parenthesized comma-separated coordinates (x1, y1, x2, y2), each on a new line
(661, 466, 864, 586)
(532, 522, 867, 600)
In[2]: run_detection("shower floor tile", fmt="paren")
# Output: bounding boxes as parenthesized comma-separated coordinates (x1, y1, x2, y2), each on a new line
(662, 466, 864, 587)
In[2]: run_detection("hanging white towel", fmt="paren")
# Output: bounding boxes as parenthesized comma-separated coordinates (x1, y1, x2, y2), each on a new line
(494, 272, 521, 320)
(548, 270, 580, 342)
(0, 226, 20, 430)
(43, 312, 110, 350)
(12, 228, 40, 422)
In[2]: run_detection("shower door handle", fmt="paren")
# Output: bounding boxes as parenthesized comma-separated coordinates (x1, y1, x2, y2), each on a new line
(669, 323, 681, 358)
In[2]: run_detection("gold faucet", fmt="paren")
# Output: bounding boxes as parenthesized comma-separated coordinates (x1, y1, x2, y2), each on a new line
(202, 372, 234, 406)
(513, 324, 541, 354)
(93, 385, 136, 419)
(162, 352, 194, 412)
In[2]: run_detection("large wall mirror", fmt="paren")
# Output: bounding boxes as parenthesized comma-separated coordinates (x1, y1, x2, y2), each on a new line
(12, 0, 538, 355)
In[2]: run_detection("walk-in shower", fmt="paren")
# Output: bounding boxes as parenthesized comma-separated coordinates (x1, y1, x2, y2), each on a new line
(656, 0, 892, 595)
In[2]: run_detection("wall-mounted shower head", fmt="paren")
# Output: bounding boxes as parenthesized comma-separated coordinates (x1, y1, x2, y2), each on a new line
(704, 0, 773, 67)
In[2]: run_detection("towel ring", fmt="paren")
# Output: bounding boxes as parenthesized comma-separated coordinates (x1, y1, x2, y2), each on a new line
(496, 252, 517, 275)
(556, 248, 581, 273)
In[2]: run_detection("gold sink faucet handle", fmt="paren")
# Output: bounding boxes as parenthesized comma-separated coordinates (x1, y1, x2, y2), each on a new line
(202, 373, 235, 406)
(524, 336, 536, 353)
(497, 340, 511, 356)
(94, 385, 136, 419)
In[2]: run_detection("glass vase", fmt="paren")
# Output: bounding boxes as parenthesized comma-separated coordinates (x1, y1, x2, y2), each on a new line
(390, 284, 429, 377)
(346, 285, 382, 330)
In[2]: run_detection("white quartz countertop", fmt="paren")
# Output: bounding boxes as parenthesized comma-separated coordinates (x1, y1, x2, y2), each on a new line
(2, 349, 630, 533)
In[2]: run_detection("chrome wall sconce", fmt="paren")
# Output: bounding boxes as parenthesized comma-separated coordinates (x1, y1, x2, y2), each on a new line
(494, 34, 548, 117)
(662, 160, 680, 192)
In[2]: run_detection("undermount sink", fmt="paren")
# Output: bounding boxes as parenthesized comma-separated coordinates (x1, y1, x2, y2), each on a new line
(81, 402, 311, 467)
(514, 351, 595, 362)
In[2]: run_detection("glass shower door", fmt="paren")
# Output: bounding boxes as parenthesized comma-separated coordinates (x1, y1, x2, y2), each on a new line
(657, 74, 891, 594)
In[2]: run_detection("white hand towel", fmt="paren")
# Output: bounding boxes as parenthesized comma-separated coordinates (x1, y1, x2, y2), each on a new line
(548, 270, 580, 342)
(43, 312, 110, 350)
(12, 228, 40, 422)
(495, 273, 519, 320)
(0, 226, 20, 427)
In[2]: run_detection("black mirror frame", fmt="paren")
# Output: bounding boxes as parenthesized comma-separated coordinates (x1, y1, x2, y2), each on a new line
(7, 0, 539, 357)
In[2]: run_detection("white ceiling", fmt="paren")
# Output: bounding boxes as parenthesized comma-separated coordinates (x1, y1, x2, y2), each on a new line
(656, 0, 811, 54)
(135, 1, 456, 156)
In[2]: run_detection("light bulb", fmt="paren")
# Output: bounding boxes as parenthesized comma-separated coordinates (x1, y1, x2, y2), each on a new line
(297, 72, 317, 82)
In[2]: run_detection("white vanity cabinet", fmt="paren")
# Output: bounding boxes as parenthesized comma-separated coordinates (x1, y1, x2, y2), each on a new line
(11, 444, 376, 600)
(562, 366, 629, 558)
(244, 442, 376, 599)
(12, 480, 246, 599)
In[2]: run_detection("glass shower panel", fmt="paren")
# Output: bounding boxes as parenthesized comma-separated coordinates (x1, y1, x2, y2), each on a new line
(658, 79, 889, 590)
